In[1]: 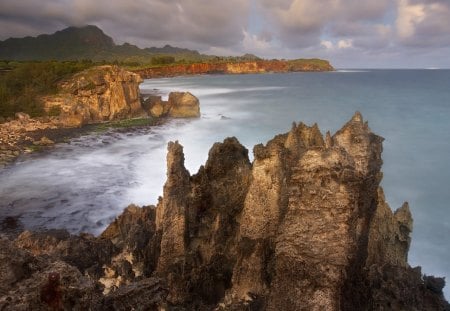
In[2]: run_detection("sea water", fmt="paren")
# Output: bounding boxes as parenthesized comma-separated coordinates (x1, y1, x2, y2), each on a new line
(0, 70, 449, 298)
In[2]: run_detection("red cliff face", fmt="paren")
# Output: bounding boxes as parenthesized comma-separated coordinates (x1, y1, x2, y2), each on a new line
(134, 59, 334, 79)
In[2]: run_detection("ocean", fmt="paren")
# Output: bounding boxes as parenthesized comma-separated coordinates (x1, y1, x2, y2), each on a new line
(0, 69, 449, 298)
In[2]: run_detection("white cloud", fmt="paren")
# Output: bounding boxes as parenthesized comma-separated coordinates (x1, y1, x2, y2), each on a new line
(396, 0, 426, 39)
(337, 39, 353, 49)
(321, 40, 334, 50)
(242, 30, 272, 53)
(396, 0, 450, 46)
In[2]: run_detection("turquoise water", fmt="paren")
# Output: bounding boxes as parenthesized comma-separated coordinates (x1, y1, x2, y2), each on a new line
(1, 70, 449, 297)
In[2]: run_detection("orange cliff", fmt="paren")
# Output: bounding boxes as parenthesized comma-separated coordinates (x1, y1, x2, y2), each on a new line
(133, 59, 334, 79)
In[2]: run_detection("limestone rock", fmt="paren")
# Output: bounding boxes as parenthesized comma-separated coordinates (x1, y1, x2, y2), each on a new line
(0, 237, 103, 310)
(3, 113, 448, 310)
(102, 277, 168, 310)
(144, 92, 201, 118)
(134, 59, 334, 79)
(15, 229, 116, 278)
(167, 91, 200, 118)
(144, 112, 446, 310)
(41, 65, 145, 127)
(143, 95, 165, 118)
(32, 136, 54, 146)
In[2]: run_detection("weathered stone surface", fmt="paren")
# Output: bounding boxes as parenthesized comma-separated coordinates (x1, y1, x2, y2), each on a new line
(42, 65, 145, 127)
(144, 92, 201, 118)
(100, 204, 160, 292)
(135, 59, 335, 78)
(0, 237, 103, 310)
(167, 92, 200, 118)
(102, 277, 168, 310)
(2, 113, 448, 310)
(15, 229, 116, 278)
(143, 95, 165, 117)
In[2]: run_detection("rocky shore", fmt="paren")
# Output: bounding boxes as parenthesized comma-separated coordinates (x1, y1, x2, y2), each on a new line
(1, 113, 448, 310)
(0, 113, 59, 167)
(0, 65, 201, 167)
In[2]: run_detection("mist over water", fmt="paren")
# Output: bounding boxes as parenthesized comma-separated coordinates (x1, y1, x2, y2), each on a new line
(1, 70, 449, 298)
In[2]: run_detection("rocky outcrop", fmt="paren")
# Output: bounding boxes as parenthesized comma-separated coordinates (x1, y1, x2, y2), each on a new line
(1, 113, 448, 310)
(144, 92, 200, 118)
(41, 65, 145, 127)
(135, 59, 334, 79)
(0, 66, 202, 167)
(0, 113, 58, 167)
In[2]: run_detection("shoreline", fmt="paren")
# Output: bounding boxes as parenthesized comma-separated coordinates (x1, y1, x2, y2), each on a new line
(133, 59, 335, 79)
(0, 116, 163, 169)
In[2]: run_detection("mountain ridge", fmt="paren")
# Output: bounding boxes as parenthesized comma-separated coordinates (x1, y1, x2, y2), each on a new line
(0, 25, 202, 61)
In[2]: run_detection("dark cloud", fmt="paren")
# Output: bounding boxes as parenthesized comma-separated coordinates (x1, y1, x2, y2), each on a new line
(0, 0, 450, 67)
(0, 0, 249, 49)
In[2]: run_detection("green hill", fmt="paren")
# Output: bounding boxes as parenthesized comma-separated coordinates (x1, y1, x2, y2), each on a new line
(0, 25, 204, 62)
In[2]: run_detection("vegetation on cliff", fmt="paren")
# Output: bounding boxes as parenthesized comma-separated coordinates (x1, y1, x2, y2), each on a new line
(0, 25, 334, 119)
(0, 61, 95, 119)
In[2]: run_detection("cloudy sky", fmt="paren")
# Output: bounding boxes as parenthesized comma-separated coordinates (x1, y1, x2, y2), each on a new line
(1, 0, 450, 68)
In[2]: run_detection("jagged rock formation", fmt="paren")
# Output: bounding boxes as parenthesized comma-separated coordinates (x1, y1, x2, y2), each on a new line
(135, 59, 334, 78)
(144, 92, 200, 118)
(41, 65, 145, 127)
(0, 113, 448, 310)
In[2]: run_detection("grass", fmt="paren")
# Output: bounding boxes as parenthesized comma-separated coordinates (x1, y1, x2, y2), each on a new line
(91, 117, 157, 133)
(0, 60, 95, 119)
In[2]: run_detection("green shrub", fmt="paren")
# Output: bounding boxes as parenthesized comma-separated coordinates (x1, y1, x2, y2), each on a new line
(151, 56, 175, 65)
(0, 61, 94, 118)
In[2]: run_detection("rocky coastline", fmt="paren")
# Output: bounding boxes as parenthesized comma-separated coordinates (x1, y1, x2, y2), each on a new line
(1, 113, 448, 310)
(134, 59, 334, 79)
(0, 65, 200, 167)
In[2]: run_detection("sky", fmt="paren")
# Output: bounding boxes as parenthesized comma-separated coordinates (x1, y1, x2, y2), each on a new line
(1, 0, 450, 68)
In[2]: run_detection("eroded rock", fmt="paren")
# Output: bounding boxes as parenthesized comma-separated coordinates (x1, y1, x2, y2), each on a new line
(42, 65, 145, 127)
(167, 92, 200, 118)
(3, 113, 448, 310)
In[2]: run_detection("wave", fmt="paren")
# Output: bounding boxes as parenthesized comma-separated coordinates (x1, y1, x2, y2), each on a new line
(334, 69, 370, 73)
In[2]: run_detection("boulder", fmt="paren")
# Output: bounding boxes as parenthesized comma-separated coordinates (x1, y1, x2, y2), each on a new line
(143, 95, 165, 118)
(167, 92, 200, 118)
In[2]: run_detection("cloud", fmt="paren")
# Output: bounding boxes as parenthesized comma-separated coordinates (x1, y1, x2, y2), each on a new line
(321, 40, 334, 50)
(397, 0, 426, 39)
(0, 0, 250, 49)
(0, 0, 450, 67)
(337, 39, 353, 49)
(255, 0, 392, 48)
(396, 0, 450, 47)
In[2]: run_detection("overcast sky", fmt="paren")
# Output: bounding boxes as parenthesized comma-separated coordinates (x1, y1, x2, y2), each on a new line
(1, 0, 450, 68)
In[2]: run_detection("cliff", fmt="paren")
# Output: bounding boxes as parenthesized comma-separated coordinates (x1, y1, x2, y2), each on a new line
(41, 65, 145, 127)
(0, 113, 448, 310)
(0, 65, 201, 167)
(134, 59, 334, 78)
